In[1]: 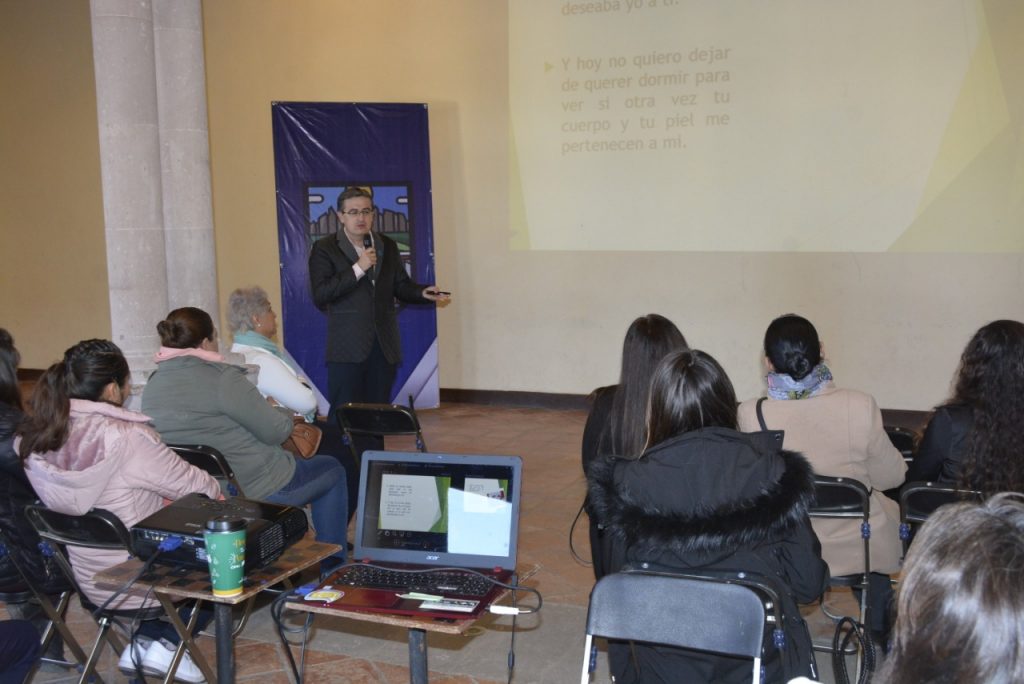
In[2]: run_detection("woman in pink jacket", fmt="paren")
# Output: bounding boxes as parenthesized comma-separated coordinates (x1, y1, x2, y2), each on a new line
(18, 339, 221, 682)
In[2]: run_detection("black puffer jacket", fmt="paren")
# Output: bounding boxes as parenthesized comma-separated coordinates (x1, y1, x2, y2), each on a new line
(0, 403, 71, 594)
(588, 427, 829, 684)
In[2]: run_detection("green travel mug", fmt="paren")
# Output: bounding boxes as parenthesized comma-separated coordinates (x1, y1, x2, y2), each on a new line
(204, 516, 247, 597)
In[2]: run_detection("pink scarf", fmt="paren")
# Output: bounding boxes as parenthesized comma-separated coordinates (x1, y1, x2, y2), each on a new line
(153, 346, 225, 364)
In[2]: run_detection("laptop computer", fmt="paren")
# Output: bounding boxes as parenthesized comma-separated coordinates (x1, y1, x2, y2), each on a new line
(305, 450, 523, 619)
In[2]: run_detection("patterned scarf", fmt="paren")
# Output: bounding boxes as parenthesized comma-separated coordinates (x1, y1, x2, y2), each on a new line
(766, 363, 834, 400)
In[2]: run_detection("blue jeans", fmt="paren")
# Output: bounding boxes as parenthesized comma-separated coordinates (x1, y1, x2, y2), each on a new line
(264, 455, 348, 561)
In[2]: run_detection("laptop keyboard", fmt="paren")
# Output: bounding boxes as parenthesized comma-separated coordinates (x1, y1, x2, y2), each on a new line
(336, 566, 494, 597)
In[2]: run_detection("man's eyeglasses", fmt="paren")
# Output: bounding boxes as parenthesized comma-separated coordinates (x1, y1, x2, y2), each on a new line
(342, 208, 374, 217)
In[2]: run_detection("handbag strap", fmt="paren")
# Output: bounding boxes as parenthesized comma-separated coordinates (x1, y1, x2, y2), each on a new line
(755, 397, 769, 431)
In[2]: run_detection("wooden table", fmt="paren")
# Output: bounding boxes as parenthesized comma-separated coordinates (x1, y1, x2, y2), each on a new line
(95, 538, 341, 683)
(287, 565, 540, 684)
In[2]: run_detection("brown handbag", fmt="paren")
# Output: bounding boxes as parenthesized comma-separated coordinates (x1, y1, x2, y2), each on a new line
(282, 421, 322, 459)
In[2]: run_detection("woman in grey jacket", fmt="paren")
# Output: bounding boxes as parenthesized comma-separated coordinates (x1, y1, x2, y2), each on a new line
(141, 307, 347, 566)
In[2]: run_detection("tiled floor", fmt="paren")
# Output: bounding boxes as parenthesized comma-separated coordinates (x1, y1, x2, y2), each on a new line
(6, 402, 865, 682)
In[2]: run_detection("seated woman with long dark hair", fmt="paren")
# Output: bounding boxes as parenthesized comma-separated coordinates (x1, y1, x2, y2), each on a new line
(589, 349, 827, 683)
(17, 339, 221, 681)
(581, 313, 687, 579)
(140, 307, 348, 566)
(907, 319, 1024, 493)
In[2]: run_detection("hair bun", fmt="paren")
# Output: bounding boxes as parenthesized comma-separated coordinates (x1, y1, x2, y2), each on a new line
(786, 352, 812, 380)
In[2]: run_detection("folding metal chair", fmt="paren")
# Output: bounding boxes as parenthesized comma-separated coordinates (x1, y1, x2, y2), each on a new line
(168, 443, 247, 497)
(336, 402, 428, 467)
(884, 425, 919, 463)
(899, 481, 982, 554)
(0, 529, 87, 674)
(168, 445, 292, 608)
(24, 504, 209, 684)
(808, 475, 872, 674)
(581, 568, 785, 684)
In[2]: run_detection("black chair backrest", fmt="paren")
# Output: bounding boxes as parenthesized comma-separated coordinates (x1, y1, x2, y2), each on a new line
(586, 569, 770, 659)
(169, 443, 246, 497)
(900, 481, 982, 525)
(337, 402, 427, 450)
(808, 475, 870, 517)
(884, 425, 919, 461)
(24, 505, 133, 552)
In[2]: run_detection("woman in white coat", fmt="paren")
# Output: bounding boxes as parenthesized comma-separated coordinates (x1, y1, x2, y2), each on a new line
(227, 286, 358, 519)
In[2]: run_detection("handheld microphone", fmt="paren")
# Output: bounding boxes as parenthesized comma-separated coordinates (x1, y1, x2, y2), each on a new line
(362, 234, 375, 286)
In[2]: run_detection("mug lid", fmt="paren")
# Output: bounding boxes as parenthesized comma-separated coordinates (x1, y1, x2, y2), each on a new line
(205, 516, 246, 532)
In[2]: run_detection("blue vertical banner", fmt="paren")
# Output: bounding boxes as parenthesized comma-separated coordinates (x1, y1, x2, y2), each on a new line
(271, 102, 439, 408)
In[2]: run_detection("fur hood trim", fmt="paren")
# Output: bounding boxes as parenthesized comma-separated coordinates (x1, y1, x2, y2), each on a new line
(588, 428, 816, 558)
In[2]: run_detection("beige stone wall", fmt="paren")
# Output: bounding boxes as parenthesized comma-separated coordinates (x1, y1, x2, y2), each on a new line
(0, 1, 109, 369)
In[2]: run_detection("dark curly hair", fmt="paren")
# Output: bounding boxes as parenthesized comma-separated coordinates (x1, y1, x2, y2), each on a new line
(17, 339, 129, 459)
(947, 320, 1024, 494)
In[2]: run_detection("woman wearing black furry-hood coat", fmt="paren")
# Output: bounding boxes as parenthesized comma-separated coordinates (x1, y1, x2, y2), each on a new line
(587, 349, 829, 684)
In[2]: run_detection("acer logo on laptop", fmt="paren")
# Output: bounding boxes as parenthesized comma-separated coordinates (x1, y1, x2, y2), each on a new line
(426, 555, 440, 560)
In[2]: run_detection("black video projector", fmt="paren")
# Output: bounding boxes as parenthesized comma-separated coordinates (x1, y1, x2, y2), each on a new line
(131, 493, 308, 571)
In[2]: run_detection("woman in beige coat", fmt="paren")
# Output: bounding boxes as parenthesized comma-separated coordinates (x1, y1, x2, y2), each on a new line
(737, 314, 906, 644)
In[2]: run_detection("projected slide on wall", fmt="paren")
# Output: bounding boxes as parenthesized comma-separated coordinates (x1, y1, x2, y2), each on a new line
(509, 0, 1023, 252)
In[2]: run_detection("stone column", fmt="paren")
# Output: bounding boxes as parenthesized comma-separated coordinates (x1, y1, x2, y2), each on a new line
(90, 0, 168, 380)
(90, 0, 218, 385)
(153, 0, 219, 318)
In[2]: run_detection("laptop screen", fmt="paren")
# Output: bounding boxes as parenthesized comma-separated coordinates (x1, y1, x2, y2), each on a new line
(354, 451, 522, 570)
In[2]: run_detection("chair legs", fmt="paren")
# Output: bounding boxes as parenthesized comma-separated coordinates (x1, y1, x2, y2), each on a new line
(814, 578, 870, 682)
(75, 614, 126, 684)
(36, 591, 91, 670)
(153, 593, 217, 684)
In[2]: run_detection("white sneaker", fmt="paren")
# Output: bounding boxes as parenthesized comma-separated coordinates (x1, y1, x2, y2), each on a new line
(141, 639, 206, 683)
(117, 636, 154, 675)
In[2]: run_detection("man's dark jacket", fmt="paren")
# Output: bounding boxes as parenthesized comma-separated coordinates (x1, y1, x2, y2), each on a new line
(309, 230, 428, 364)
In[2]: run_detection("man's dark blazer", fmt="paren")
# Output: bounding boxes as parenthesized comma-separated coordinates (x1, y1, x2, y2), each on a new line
(309, 230, 428, 364)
